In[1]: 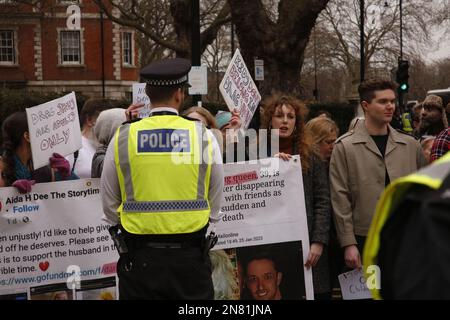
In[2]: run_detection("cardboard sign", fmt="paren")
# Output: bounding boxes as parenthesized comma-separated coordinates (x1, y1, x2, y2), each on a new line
(26, 92, 82, 170)
(219, 49, 261, 129)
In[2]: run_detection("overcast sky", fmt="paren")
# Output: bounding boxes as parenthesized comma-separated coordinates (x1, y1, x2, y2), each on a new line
(424, 28, 450, 62)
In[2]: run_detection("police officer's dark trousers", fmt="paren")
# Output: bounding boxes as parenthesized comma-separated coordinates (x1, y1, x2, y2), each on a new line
(117, 246, 214, 300)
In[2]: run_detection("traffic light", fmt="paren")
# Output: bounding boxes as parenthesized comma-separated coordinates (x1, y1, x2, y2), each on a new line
(396, 59, 409, 93)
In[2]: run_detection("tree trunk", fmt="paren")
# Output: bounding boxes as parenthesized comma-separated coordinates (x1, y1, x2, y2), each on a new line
(170, 0, 191, 58)
(228, 0, 330, 98)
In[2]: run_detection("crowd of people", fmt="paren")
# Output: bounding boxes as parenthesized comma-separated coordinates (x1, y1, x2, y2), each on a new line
(0, 56, 449, 300)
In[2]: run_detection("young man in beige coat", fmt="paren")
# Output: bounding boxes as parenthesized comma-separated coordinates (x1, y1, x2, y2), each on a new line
(329, 79, 427, 270)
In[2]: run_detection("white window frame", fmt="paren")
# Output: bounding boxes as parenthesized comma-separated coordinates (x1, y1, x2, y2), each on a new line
(0, 29, 18, 66)
(57, 28, 84, 66)
(122, 31, 134, 67)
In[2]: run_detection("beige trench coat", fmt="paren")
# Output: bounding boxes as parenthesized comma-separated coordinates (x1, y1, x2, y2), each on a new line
(329, 120, 427, 247)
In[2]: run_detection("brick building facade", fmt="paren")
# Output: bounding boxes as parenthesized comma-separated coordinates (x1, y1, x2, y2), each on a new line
(0, 0, 139, 99)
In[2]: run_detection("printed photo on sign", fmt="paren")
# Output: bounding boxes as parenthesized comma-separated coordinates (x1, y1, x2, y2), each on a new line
(75, 276, 117, 300)
(0, 288, 28, 301)
(29, 282, 74, 300)
(209, 157, 313, 299)
(211, 242, 306, 300)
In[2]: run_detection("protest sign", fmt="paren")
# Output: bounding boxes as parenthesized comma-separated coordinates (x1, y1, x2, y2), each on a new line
(132, 83, 151, 118)
(209, 156, 313, 300)
(338, 268, 373, 300)
(188, 65, 208, 95)
(0, 179, 118, 300)
(26, 92, 82, 169)
(219, 49, 261, 129)
(0, 158, 313, 300)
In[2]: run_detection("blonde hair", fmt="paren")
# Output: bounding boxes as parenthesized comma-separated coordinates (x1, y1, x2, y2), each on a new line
(261, 94, 312, 171)
(183, 106, 218, 129)
(210, 250, 239, 300)
(305, 117, 339, 145)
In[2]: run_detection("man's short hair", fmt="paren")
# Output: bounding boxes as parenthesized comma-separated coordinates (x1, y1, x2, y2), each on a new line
(245, 251, 279, 273)
(358, 79, 398, 103)
(145, 85, 183, 104)
(80, 98, 112, 126)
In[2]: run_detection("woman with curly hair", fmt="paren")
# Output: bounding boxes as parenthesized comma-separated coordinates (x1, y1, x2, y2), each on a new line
(261, 94, 331, 299)
(2, 112, 78, 193)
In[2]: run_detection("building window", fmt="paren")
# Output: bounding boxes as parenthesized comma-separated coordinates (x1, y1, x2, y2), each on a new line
(122, 32, 133, 66)
(60, 30, 81, 64)
(0, 30, 16, 65)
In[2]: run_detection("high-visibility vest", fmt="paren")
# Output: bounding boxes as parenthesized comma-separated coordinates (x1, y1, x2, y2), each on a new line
(402, 113, 413, 133)
(363, 151, 450, 299)
(114, 115, 213, 235)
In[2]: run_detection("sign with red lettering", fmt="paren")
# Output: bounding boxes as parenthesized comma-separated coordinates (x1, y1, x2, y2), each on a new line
(26, 92, 82, 169)
(0, 179, 118, 300)
(219, 49, 261, 129)
(209, 157, 314, 300)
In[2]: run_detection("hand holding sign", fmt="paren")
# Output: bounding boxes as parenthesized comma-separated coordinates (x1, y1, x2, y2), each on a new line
(12, 180, 36, 194)
(229, 109, 242, 129)
(125, 103, 145, 121)
(49, 153, 71, 178)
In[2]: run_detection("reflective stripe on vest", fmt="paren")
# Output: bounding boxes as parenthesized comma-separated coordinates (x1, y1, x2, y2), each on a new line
(114, 116, 212, 235)
(363, 152, 450, 299)
(402, 113, 413, 133)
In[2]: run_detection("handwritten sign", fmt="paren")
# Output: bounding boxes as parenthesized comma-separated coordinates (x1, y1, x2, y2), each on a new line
(132, 83, 151, 118)
(26, 92, 82, 170)
(188, 66, 208, 95)
(338, 268, 373, 300)
(219, 49, 261, 129)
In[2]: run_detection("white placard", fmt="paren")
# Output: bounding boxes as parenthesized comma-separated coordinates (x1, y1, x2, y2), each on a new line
(188, 65, 208, 95)
(26, 92, 82, 170)
(254, 59, 264, 81)
(338, 268, 373, 300)
(132, 83, 151, 118)
(209, 156, 313, 300)
(0, 179, 119, 300)
(219, 49, 262, 129)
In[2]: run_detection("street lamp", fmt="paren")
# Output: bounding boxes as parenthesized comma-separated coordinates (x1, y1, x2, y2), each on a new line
(360, 0, 365, 84)
(191, 0, 201, 106)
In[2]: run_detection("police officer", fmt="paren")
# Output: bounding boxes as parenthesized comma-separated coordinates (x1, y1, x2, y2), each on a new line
(100, 58, 224, 299)
(364, 151, 450, 299)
